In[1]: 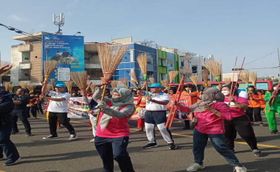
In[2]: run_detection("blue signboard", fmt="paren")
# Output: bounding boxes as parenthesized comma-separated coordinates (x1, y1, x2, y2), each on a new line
(42, 34, 85, 81)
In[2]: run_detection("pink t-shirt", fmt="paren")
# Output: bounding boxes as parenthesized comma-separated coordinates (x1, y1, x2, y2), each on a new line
(224, 96, 248, 119)
(96, 106, 130, 138)
(177, 102, 232, 134)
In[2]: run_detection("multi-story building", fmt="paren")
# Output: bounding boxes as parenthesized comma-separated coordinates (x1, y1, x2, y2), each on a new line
(11, 32, 44, 85)
(10, 34, 218, 86)
(84, 42, 103, 84)
(113, 43, 157, 85)
(158, 47, 179, 82)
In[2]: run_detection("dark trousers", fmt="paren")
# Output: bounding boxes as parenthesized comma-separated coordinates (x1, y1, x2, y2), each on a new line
(11, 109, 31, 134)
(30, 106, 38, 118)
(37, 103, 44, 114)
(48, 112, 75, 136)
(0, 125, 20, 162)
(246, 107, 262, 122)
(224, 115, 258, 151)
(193, 129, 241, 167)
(95, 136, 134, 172)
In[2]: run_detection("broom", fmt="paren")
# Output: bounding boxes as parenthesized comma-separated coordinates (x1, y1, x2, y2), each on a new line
(27, 85, 35, 93)
(130, 69, 138, 87)
(19, 81, 28, 89)
(4, 82, 13, 92)
(169, 71, 179, 83)
(97, 43, 127, 123)
(65, 81, 74, 93)
(70, 72, 88, 94)
(44, 60, 58, 82)
(249, 72, 257, 86)
(190, 74, 198, 91)
(137, 53, 148, 92)
(204, 59, 222, 82)
(240, 70, 250, 83)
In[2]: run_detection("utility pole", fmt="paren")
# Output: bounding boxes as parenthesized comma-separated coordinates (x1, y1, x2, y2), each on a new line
(277, 48, 280, 79)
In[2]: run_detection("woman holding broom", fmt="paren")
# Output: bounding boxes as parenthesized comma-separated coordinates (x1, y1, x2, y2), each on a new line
(221, 83, 261, 157)
(176, 87, 247, 172)
(91, 85, 135, 172)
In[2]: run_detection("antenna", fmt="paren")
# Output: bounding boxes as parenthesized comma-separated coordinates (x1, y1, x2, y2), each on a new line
(53, 13, 65, 34)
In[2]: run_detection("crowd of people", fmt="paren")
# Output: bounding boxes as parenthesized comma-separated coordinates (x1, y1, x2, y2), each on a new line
(1, 69, 280, 171)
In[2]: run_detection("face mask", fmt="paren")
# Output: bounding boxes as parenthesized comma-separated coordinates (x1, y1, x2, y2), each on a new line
(222, 90, 230, 96)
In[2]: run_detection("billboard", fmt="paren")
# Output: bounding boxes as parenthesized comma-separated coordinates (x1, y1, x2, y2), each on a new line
(42, 34, 85, 81)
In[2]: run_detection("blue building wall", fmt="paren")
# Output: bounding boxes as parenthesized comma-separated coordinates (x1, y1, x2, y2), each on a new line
(113, 43, 157, 86)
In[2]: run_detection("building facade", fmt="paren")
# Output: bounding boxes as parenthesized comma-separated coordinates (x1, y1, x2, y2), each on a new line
(113, 43, 157, 86)
(10, 34, 218, 86)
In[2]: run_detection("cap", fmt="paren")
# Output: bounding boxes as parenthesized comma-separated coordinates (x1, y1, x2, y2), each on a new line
(55, 82, 66, 88)
(149, 83, 163, 88)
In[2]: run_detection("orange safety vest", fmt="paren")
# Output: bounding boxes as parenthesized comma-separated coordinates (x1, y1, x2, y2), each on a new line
(248, 93, 261, 108)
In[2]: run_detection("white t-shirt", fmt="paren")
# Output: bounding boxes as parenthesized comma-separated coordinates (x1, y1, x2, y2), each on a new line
(47, 91, 71, 113)
(145, 92, 169, 111)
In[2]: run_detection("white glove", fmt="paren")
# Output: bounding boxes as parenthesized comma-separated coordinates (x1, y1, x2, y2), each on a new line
(96, 101, 106, 109)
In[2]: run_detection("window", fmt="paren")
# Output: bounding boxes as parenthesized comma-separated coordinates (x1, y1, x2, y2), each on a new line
(192, 66, 198, 73)
(22, 52, 30, 62)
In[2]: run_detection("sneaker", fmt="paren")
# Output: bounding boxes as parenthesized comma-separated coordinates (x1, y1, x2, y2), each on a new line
(26, 133, 33, 137)
(42, 134, 58, 140)
(89, 138, 95, 143)
(252, 149, 261, 157)
(271, 130, 278, 134)
(142, 142, 158, 149)
(186, 163, 204, 172)
(234, 166, 247, 172)
(5, 157, 21, 166)
(69, 134, 78, 141)
(168, 143, 179, 150)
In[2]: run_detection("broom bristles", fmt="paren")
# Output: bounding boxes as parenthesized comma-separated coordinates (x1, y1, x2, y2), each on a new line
(65, 81, 74, 93)
(249, 72, 257, 85)
(204, 59, 222, 77)
(137, 53, 148, 78)
(97, 43, 127, 82)
(4, 82, 13, 92)
(27, 85, 35, 93)
(190, 74, 198, 86)
(240, 70, 250, 83)
(19, 81, 28, 89)
(130, 69, 138, 84)
(169, 71, 179, 83)
(44, 60, 58, 79)
(71, 72, 88, 92)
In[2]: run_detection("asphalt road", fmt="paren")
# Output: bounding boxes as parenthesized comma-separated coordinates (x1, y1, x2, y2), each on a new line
(0, 115, 280, 172)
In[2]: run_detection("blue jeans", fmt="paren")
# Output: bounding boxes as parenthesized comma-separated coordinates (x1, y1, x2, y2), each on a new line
(95, 136, 134, 172)
(193, 129, 241, 167)
(0, 125, 20, 162)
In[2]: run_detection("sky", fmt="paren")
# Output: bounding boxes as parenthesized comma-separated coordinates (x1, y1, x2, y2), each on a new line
(1, 0, 280, 77)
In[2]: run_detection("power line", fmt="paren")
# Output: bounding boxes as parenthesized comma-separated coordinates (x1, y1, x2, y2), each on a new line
(0, 22, 41, 41)
(244, 51, 276, 65)
(245, 65, 280, 70)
